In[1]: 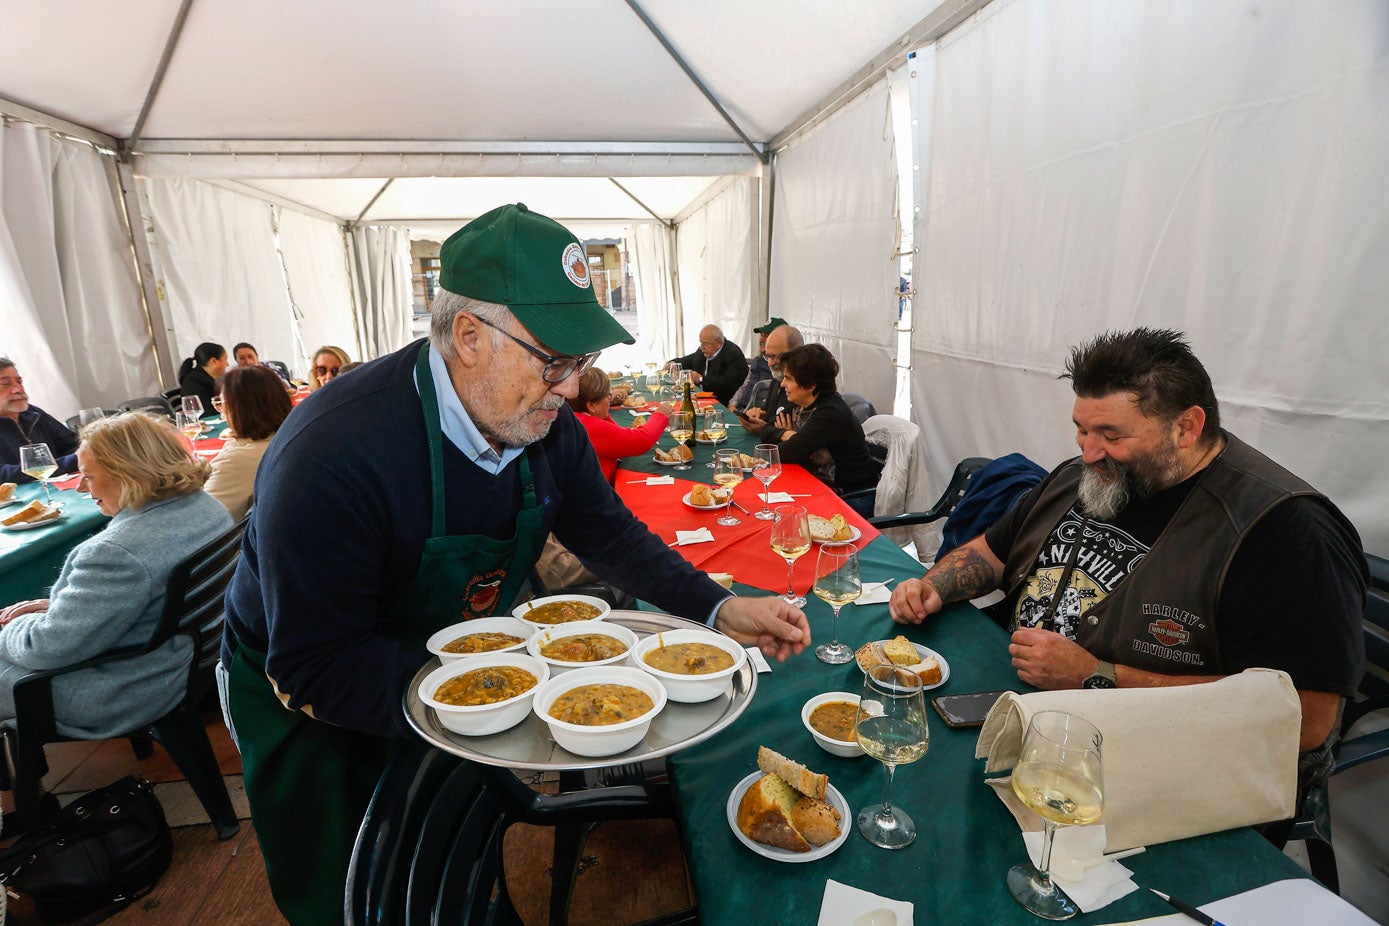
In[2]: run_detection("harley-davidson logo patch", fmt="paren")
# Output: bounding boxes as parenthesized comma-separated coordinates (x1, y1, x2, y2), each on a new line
(1148, 618, 1189, 647)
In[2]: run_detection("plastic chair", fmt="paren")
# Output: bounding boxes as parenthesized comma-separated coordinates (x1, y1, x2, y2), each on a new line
(2, 514, 250, 840)
(263, 360, 292, 380)
(1282, 552, 1389, 892)
(118, 395, 177, 421)
(64, 408, 121, 432)
(869, 456, 991, 533)
(841, 392, 877, 425)
(347, 740, 695, 926)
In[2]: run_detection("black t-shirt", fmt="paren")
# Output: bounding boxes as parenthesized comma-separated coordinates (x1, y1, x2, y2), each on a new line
(986, 476, 1365, 696)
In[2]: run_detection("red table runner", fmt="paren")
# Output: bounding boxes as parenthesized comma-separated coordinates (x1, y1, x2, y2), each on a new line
(615, 463, 878, 596)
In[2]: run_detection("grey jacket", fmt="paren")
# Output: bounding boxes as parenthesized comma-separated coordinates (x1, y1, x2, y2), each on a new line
(0, 490, 232, 738)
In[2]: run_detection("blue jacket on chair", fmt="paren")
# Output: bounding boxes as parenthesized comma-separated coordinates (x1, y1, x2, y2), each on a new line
(938, 453, 1047, 559)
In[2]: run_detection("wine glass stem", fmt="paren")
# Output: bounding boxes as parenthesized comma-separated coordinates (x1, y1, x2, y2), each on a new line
(40, 480, 52, 504)
(785, 559, 796, 598)
(1036, 819, 1058, 890)
(880, 762, 897, 817)
(829, 605, 841, 645)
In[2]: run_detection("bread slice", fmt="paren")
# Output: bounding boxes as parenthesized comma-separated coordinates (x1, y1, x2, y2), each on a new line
(855, 640, 889, 673)
(757, 746, 827, 801)
(885, 635, 919, 666)
(2, 500, 48, 526)
(0, 482, 16, 502)
(736, 773, 812, 852)
(791, 795, 842, 847)
(912, 655, 942, 686)
(830, 514, 852, 541)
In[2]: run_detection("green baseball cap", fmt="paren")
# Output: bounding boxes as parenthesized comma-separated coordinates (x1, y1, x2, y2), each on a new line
(439, 203, 634, 355)
(753, 316, 788, 335)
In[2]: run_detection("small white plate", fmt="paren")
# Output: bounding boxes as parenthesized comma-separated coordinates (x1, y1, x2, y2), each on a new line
(858, 641, 950, 690)
(652, 454, 690, 467)
(725, 771, 851, 862)
(682, 491, 731, 511)
(2, 511, 65, 532)
(695, 433, 728, 445)
(0, 498, 16, 510)
(812, 525, 863, 545)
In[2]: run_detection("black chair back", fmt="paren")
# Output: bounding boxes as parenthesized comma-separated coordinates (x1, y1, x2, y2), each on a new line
(118, 395, 177, 421)
(869, 456, 991, 531)
(842, 392, 877, 425)
(264, 360, 292, 379)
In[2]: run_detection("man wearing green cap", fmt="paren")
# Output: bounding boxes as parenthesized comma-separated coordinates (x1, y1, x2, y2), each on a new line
(220, 204, 810, 924)
(729, 316, 786, 413)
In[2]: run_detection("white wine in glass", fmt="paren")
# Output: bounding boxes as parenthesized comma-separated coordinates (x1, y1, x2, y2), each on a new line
(19, 443, 58, 504)
(702, 407, 727, 468)
(751, 443, 782, 520)
(712, 450, 743, 527)
(855, 665, 929, 849)
(669, 411, 694, 472)
(1006, 711, 1104, 920)
(770, 504, 810, 607)
(176, 411, 202, 445)
(812, 541, 861, 664)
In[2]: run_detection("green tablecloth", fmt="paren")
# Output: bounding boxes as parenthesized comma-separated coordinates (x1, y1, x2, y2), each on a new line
(610, 401, 764, 482)
(0, 482, 108, 604)
(665, 535, 1307, 925)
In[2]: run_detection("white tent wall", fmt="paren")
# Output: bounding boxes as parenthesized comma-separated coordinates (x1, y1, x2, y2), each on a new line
(629, 222, 682, 364)
(142, 178, 299, 378)
(0, 122, 154, 418)
(345, 226, 413, 362)
(769, 79, 900, 415)
(276, 208, 357, 378)
(909, 0, 1389, 556)
(674, 177, 760, 360)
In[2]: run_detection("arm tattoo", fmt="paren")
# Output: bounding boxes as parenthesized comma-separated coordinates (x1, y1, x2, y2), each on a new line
(925, 546, 1000, 604)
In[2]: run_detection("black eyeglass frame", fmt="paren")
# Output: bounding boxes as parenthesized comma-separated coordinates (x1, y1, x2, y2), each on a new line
(472, 314, 599, 384)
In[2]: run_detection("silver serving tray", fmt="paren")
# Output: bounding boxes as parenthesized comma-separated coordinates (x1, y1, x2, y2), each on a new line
(404, 609, 759, 771)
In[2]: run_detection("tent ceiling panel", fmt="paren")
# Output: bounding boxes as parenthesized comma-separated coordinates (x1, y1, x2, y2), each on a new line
(237, 177, 390, 220)
(0, 0, 183, 137)
(140, 0, 737, 142)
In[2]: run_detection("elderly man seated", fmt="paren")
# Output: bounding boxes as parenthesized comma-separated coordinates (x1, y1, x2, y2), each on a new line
(736, 324, 804, 434)
(729, 317, 786, 414)
(890, 327, 1366, 803)
(0, 357, 78, 484)
(670, 324, 748, 406)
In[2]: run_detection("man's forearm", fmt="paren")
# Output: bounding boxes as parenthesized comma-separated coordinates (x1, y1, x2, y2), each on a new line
(924, 540, 1002, 604)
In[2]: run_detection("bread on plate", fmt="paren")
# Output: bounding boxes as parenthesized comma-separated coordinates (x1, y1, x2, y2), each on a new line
(0, 482, 16, 502)
(736, 747, 840, 852)
(856, 637, 942, 686)
(808, 514, 853, 542)
(2, 500, 57, 527)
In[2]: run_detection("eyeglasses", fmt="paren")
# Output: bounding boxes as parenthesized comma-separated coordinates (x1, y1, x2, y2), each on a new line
(472, 315, 599, 384)
(211, 395, 225, 411)
(313, 365, 340, 378)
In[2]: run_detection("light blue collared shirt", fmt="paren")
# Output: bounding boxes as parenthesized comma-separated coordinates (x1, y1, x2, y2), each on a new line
(415, 343, 524, 474)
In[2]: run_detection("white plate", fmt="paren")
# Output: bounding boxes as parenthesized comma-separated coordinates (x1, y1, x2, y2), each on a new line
(0, 498, 16, 510)
(652, 454, 691, 467)
(682, 491, 731, 511)
(695, 434, 728, 445)
(811, 525, 863, 545)
(1, 512, 65, 532)
(725, 771, 851, 863)
(858, 641, 951, 691)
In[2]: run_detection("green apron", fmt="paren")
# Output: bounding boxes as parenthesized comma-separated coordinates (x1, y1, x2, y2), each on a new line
(228, 343, 549, 925)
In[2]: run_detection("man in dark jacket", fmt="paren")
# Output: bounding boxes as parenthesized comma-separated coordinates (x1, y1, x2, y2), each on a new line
(670, 324, 748, 406)
(0, 358, 79, 483)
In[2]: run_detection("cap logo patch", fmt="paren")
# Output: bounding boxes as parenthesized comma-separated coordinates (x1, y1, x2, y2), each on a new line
(562, 242, 590, 289)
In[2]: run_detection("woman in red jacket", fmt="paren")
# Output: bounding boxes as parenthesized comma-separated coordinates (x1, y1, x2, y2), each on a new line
(568, 367, 671, 484)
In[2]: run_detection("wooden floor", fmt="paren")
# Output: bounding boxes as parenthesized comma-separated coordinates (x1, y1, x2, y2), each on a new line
(2, 715, 694, 925)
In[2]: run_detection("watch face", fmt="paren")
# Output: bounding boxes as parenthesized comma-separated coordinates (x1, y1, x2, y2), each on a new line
(1082, 675, 1117, 690)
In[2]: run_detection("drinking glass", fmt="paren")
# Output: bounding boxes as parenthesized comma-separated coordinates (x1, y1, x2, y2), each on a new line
(181, 395, 204, 420)
(813, 541, 861, 664)
(702, 408, 727, 468)
(176, 411, 203, 446)
(669, 411, 694, 472)
(19, 443, 58, 504)
(856, 665, 929, 849)
(770, 504, 810, 607)
(663, 361, 682, 398)
(751, 443, 782, 520)
(1006, 711, 1105, 920)
(77, 407, 106, 429)
(712, 450, 743, 526)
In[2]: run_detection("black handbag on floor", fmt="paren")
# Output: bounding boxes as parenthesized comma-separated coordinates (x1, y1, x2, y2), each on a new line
(0, 776, 173, 924)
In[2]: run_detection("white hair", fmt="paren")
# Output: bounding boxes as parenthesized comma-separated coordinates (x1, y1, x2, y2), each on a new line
(429, 289, 512, 360)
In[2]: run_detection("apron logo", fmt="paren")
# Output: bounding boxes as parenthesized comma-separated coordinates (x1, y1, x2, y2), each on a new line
(1148, 618, 1190, 647)
(463, 570, 507, 619)
(562, 242, 590, 289)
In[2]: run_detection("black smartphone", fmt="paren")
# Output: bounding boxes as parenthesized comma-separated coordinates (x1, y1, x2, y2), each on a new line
(931, 690, 1010, 729)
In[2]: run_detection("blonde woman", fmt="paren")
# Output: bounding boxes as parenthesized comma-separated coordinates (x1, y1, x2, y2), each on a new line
(308, 345, 352, 390)
(0, 413, 232, 738)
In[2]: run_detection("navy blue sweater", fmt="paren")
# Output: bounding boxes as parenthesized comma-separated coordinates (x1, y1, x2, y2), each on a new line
(0, 406, 79, 483)
(224, 341, 729, 737)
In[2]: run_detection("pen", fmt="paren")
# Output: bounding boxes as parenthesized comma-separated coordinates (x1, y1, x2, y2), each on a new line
(1149, 889, 1225, 926)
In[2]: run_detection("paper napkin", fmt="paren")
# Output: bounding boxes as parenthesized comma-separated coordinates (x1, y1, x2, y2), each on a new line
(759, 491, 798, 503)
(674, 528, 715, 545)
(818, 879, 913, 926)
(744, 647, 772, 673)
(51, 474, 83, 491)
(1021, 826, 1139, 912)
(854, 582, 893, 605)
(642, 475, 675, 485)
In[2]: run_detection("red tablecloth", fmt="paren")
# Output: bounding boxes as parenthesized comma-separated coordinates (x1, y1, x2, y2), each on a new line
(615, 463, 878, 596)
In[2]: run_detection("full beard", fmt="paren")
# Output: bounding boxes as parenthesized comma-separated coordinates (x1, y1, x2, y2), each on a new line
(1077, 438, 1184, 521)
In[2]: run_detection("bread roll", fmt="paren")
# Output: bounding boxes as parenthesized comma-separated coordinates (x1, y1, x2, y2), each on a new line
(855, 640, 889, 673)
(0, 482, 16, 502)
(756, 746, 827, 801)
(690, 484, 714, 507)
(736, 774, 812, 852)
(791, 795, 842, 847)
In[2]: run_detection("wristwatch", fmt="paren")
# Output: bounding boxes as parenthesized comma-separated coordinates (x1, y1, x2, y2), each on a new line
(1082, 660, 1117, 690)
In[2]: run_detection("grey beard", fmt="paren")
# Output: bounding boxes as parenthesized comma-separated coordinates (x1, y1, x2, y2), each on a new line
(1078, 466, 1130, 520)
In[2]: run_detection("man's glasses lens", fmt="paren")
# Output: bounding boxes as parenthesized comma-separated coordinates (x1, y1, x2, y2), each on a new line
(542, 352, 599, 384)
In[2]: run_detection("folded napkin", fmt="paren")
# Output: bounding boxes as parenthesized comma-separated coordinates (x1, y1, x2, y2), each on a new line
(854, 581, 893, 606)
(674, 528, 715, 546)
(1020, 825, 1138, 912)
(640, 475, 674, 485)
(759, 491, 798, 503)
(977, 669, 1299, 851)
(51, 474, 83, 491)
(818, 879, 913, 926)
(744, 646, 773, 674)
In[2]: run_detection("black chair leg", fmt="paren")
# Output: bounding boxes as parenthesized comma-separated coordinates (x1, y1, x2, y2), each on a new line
(6, 730, 56, 835)
(128, 732, 156, 760)
(1306, 838, 1341, 894)
(151, 700, 240, 839)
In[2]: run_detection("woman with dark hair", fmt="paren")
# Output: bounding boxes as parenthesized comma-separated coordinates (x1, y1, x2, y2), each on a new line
(760, 343, 882, 513)
(566, 366, 671, 483)
(178, 342, 228, 415)
(205, 365, 293, 519)
(308, 346, 352, 391)
(233, 342, 260, 366)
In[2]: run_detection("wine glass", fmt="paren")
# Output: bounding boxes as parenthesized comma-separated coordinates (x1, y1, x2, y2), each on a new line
(669, 411, 694, 472)
(1006, 711, 1105, 920)
(663, 361, 682, 399)
(181, 395, 204, 420)
(77, 407, 106, 429)
(813, 541, 861, 664)
(702, 408, 727, 468)
(19, 443, 58, 504)
(856, 665, 929, 849)
(751, 443, 782, 520)
(770, 504, 810, 607)
(176, 411, 203, 447)
(712, 450, 743, 527)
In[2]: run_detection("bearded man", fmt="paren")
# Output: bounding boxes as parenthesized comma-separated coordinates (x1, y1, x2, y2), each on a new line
(890, 328, 1365, 774)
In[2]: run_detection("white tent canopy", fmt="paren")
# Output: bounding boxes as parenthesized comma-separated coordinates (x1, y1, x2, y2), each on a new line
(2, 0, 1386, 556)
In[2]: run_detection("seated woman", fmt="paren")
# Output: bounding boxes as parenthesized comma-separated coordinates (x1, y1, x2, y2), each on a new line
(759, 343, 882, 516)
(178, 342, 229, 415)
(567, 366, 671, 483)
(0, 413, 233, 739)
(205, 365, 293, 519)
(308, 345, 352, 391)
